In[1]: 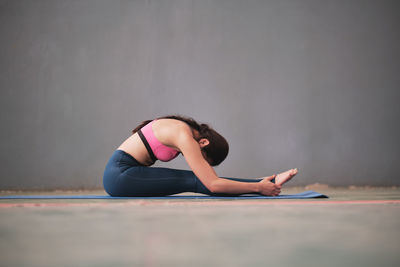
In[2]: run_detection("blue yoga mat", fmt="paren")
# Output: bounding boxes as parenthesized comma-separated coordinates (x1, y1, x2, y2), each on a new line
(0, 191, 327, 199)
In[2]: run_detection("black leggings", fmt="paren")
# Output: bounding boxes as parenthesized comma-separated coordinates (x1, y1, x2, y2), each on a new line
(103, 149, 263, 197)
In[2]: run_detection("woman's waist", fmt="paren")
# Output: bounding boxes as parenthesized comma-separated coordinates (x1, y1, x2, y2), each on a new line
(111, 149, 147, 167)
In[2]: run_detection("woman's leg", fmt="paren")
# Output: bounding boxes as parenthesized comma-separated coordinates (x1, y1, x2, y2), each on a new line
(108, 165, 264, 197)
(112, 166, 198, 196)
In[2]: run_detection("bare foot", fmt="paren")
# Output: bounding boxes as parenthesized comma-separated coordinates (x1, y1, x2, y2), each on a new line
(275, 168, 298, 186)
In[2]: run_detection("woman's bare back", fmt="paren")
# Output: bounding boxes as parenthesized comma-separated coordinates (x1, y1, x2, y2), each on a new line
(117, 119, 195, 166)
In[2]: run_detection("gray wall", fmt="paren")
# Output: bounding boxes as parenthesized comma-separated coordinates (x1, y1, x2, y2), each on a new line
(1, 0, 399, 190)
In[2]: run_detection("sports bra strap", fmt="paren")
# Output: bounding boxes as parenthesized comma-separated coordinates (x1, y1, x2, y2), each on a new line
(137, 128, 157, 163)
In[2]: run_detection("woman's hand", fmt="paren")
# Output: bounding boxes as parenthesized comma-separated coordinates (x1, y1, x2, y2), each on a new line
(258, 175, 281, 196)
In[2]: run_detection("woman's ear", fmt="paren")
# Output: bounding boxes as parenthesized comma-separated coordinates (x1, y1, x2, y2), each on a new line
(199, 138, 209, 148)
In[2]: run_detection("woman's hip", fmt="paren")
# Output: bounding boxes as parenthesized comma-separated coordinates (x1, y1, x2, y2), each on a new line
(103, 150, 144, 195)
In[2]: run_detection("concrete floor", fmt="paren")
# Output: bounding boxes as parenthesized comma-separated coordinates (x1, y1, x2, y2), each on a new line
(0, 187, 399, 267)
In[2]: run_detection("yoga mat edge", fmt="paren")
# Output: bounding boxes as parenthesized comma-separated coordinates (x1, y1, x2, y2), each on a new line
(0, 191, 328, 199)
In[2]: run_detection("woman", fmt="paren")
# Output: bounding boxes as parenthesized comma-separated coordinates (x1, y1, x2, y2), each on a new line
(103, 115, 298, 197)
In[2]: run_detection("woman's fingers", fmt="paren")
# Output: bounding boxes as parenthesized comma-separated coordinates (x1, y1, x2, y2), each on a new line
(259, 177, 282, 196)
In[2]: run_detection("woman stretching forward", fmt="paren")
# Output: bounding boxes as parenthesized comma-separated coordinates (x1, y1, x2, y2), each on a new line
(103, 115, 298, 197)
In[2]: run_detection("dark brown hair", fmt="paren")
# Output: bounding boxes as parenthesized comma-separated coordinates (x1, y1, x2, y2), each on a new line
(132, 115, 229, 166)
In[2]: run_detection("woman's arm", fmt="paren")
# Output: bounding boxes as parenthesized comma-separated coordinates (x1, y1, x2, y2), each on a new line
(174, 127, 280, 195)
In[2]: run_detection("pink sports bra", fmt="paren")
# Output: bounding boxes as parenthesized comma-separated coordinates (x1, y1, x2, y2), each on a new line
(137, 120, 180, 163)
